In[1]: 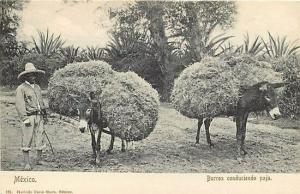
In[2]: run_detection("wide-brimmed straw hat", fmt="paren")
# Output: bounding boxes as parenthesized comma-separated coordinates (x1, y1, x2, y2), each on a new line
(18, 63, 45, 80)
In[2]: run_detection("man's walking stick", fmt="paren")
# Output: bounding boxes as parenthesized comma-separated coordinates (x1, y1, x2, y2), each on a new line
(43, 130, 55, 157)
(42, 115, 55, 157)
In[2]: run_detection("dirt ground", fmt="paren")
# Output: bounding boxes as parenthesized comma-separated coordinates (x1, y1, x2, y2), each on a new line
(1, 91, 299, 173)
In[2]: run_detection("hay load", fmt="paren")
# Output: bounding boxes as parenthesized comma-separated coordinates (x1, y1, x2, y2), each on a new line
(171, 57, 240, 118)
(48, 61, 159, 141)
(55, 60, 115, 77)
(229, 55, 283, 86)
(101, 72, 159, 141)
(48, 61, 115, 116)
(171, 55, 283, 119)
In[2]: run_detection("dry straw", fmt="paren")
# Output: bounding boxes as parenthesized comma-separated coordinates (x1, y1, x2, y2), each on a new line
(101, 72, 159, 141)
(171, 55, 283, 119)
(48, 60, 159, 141)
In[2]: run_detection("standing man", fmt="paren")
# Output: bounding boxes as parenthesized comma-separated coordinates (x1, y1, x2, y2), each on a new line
(15, 62, 48, 170)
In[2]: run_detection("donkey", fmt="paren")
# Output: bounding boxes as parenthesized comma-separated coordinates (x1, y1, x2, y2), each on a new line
(76, 92, 126, 164)
(196, 81, 284, 157)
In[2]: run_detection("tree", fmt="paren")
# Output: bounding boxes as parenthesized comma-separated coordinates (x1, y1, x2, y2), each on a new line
(0, 0, 28, 86)
(107, 1, 237, 100)
(108, 1, 172, 99)
(0, 0, 27, 59)
(166, 1, 236, 62)
(105, 26, 163, 91)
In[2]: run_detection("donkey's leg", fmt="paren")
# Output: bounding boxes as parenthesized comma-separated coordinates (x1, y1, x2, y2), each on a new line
(196, 117, 203, 144)
(235, 115, 242, 156)
(240, 112, 249, 155)
(95, 129, 102, 164)
(204, 118, 214, 147)
(106, 130, 115, 154)
(121, 139, 126, 152)
(89, 125, 96, 159)
(236, 113, 248, 157)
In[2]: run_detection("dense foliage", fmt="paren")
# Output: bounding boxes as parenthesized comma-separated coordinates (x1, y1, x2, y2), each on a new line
(271, 55, 300, 118)
(108, 1, 237, 100)
(0, 53, 63, 87)
(0, 0, 26, 59)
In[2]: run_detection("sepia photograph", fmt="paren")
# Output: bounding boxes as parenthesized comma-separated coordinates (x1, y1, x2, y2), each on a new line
(0, 0, 299, 192)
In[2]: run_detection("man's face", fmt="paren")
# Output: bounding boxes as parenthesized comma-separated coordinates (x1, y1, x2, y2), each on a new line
(25, 73, 37, 84)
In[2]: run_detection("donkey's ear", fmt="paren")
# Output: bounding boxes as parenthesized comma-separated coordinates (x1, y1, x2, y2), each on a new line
(271, 82, 285, 89)
(259, 84, 268, 91)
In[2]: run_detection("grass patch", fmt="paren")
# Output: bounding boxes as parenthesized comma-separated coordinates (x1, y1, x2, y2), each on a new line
(249, 116, 300, 130)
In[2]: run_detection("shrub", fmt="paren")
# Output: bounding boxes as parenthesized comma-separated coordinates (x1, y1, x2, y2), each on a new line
(0, 53, 64, 87)
(271, 55, 300, 118)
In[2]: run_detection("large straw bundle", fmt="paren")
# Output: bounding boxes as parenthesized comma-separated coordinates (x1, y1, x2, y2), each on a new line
(171, 57, 240, 118)
(230, 55, 283, 86)
(48, 61, 115, 115)
(100, 72, 159, 141)
(48, 61, 159, 141)
(171, 55, 283, 119)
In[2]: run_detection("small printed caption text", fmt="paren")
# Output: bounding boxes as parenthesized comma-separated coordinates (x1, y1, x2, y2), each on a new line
(207, 174, 272, 182)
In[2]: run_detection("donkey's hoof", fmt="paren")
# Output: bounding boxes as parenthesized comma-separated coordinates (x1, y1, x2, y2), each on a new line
(241, 149, 248, 155)
(209, 143, 214, 147)
(24, 164, 32, 171)
(121, 148, 126, 153)
(236, 152, 246, 163)
(95, 157, 101, 165)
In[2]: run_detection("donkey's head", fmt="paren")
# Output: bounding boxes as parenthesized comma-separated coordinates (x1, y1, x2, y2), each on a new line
(240, 82, 285, 120)
(69, 92, 98, 133)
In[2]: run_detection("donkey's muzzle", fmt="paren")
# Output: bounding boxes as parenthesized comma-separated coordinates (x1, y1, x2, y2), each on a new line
(79, 127, 85, 133)
(78, 120, 88, 133)
(269, 107, 281, 120)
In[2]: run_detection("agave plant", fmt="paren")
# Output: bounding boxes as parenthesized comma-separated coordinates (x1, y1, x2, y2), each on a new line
(84, 46, 106, 60)
(239, 33, 264, 56)
(105, 33, 128, 60)
(262, 32, 300, 58)
(219, 33, 265, 57)
(204, 33, 234, 57)
(60, 46, 80, 63)
(219, 42, 242, 55)
(32, 29, 65, 57)
(105, 30, 153, 63)
(171, 33, 233, 60)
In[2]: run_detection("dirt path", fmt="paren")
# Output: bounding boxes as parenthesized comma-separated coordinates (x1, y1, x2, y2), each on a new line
(1, 96, 299, 172)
